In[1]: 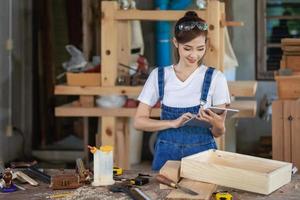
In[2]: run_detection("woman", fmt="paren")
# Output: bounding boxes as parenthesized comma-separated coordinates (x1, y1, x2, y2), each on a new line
(134, 11, 231, 170)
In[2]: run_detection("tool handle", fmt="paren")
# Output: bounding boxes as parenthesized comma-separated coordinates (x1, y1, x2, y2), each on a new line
(156, 174, 176, 188)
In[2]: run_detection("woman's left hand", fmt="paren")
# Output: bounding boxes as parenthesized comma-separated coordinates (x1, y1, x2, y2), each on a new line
(197, 108, 227, 131)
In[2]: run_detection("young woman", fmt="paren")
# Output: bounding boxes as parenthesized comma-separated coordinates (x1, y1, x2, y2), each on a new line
(134, 11, 231, 170)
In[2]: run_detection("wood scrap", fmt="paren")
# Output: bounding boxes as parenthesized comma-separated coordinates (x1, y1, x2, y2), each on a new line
(166, 178, 217, 200)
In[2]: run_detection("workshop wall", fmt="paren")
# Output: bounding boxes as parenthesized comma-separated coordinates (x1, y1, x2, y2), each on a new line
(0, 0, 33, 163)
(232, 0, 276, 155)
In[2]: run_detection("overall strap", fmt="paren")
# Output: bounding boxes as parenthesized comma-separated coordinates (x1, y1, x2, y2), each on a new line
(158, 67, 165, 101)
(200, 67, 215, 107)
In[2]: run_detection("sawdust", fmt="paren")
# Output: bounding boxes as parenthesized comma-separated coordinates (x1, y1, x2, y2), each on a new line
(63, 186, 130, 200)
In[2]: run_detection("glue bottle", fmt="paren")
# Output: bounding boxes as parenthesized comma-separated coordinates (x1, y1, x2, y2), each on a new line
(91, 145, 115, 186)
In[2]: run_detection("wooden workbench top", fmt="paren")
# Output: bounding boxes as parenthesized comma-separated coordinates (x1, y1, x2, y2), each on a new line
(1, 169, 299, 200)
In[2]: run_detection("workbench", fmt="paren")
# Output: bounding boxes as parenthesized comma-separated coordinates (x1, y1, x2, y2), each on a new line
(1, 169, 300, 200)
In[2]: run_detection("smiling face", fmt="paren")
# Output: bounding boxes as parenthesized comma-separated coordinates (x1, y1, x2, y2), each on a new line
(173, 35, 207, 68)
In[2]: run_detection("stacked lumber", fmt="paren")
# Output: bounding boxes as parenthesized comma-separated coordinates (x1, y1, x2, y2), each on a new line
(275, 38, 300, 100)
(280, 38, 300, 73)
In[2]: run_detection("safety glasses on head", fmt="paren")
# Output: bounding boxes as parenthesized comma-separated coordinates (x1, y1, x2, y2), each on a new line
(177, 21, 208, 31)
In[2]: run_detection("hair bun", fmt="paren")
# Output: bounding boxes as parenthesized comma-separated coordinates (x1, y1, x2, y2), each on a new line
(184, 11, 198, 18)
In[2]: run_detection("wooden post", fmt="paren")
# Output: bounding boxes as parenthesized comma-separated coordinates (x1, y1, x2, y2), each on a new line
(205, 0, 221, 70)
(82, 0, 94, 60)
(99, 2, 119, 162)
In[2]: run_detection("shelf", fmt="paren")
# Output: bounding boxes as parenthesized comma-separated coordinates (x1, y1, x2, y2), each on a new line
(55, 81, 257, 97)
(55, 100, 256, 118)
(115, 10, 205, 21)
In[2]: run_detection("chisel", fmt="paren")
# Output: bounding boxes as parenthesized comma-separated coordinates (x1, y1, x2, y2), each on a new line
(156, 174, 198, 196)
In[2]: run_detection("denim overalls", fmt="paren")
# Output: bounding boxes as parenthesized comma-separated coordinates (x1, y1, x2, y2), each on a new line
(152, 66, 217, 170)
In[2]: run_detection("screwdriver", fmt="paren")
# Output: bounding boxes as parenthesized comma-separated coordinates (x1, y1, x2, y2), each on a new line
(156, 174, 198, 196)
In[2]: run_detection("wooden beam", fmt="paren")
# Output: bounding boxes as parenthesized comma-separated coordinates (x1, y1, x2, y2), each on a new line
(114, 10, 205, 21)
(55, 105, 161, 117)
(101, 1, 118, 86)
(55, 100, 255, 118)
(55, 85, 142, 96)
(230, 100, 257, 118)
(55, 81, 257, 97)
(228, 81, 257, 97)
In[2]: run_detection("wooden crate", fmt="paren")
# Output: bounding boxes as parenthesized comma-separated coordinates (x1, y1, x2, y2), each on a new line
(66, 72, 101, 86)
(180, 149, 292, 195)
(275, 75, 300, 99)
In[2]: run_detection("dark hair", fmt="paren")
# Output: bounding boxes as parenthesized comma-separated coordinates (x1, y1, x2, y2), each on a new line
(174, 11, 208, 64)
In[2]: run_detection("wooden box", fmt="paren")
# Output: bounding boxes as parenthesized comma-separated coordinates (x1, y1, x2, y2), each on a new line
(66, 72, 101, 86)
(275, 75, 300, 99)
(181, 149, 292, 195)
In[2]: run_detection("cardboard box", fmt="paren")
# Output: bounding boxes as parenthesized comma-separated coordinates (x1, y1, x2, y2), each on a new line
(66, 72, 101, 86)
(181, 149, 292, 195)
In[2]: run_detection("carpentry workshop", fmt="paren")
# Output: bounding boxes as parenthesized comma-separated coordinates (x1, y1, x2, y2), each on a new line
(1, 0, 300, 199)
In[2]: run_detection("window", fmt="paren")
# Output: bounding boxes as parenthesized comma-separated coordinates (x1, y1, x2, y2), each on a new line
(256, 0, 300, 80)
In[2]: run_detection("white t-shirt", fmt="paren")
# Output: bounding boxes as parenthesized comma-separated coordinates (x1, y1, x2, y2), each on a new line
(138, 64, 231, 108)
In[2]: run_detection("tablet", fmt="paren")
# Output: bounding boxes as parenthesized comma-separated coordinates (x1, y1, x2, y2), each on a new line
(207, 107, 239, 118)
(182, 107, 239, 128)
(183, 116, 212, 128)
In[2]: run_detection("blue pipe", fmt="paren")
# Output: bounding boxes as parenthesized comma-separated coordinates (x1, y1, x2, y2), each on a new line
(155, 0, 192, 68)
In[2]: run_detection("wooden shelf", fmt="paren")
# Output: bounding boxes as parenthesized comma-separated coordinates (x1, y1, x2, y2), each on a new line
(55, 100, 256, 118)
(115, 10, 205, 21)
(55, 81, 257, 97)
(55, 85, 142, 96)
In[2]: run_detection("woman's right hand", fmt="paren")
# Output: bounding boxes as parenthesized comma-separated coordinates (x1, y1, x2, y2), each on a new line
(171, 112, 194, 128)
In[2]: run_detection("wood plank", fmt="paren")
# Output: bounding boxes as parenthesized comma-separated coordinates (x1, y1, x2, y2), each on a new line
(272, 100, 284, 161)
(101, 117, 116, 147)
(228, 81, 257, 97)
(54, 100, 254, 118)
(55, 100, 255, 118)
(159, 161, 181, 190)
(181, 150, 292, 195)
(55, 106, 161, 117)
(230, 100, 257, 118)
(115, 10, 205, 21)
(281, 38, 300, 46)
(275, 75, 300, 99)
(283, 101, 293, 162)
(55, 81, 257, 97)
(82, 0, 94, 60)
(101, 1, 118, 86)
(55, 85, 143, 96)
(166, 178, 216, 200)
(291, 100, 300, 170)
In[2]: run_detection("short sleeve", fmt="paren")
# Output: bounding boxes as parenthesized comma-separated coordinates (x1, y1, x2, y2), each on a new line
(137, 68, 160, 107)
(211, 72, 231, 106)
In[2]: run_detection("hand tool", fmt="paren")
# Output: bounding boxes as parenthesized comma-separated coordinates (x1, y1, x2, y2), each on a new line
(50, 174, 81, 190)
(212, 191, 233, 200)
(10, 161, 51, 184)
(156, 174, 198, 196)
(113, 167, 123, 176)
(14, 171, 39, 186)
(76, 158, 91, 184)
(25, 165, 51, 184)
(108, 184, 152, 200)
